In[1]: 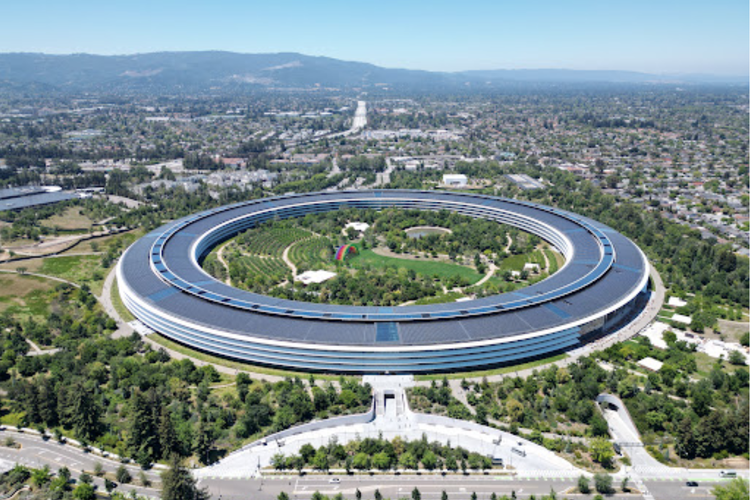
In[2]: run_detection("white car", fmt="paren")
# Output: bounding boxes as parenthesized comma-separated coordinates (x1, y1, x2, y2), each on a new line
(329, 477, 341, 484)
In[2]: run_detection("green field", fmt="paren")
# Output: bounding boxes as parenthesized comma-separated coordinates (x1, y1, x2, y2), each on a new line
(498, 253, 533, 272)
(0, 273, 54, 318)
(40, 206, 96, 230)
(111, 278, 136, 322)
(413, 291, 466, 305)
(239, 226, 312, 257)
(289, 236, 334, 270)
(349, 249, 484, 284)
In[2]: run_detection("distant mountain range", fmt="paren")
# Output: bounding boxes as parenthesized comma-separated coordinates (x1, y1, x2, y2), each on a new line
(0, 51, 745, 93)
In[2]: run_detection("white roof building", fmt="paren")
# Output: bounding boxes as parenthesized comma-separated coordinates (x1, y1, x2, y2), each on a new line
(443, 174, 468, 187)
(295, 270, 337, 286)
(344, 222, 370, 233)
(524, 263, 541, 272)
(638, 357, 664, 372)
(667, 296, 688, 308)
(671, 314, 692, 325)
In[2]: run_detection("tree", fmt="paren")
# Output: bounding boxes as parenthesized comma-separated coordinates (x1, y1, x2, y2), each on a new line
(442, 492, 449, 500)
(728, 350, 745, 366)
(593, 473, 613, 494)
(272, 453, 287, 470)
(127, 390, 159, 466)
(400, 451, 418, 470)
(691, 380, 713, 417)
(277, 493, 290, 500)
(67, 382, 101, 441)
(589, 437, 615, 467)
(105, 479, 117, 493)
(422, 450, 438, 470)
(712, 478, 749, 500)
(412, 487, 421, 500)
(139, 470, 151, 487)
(288, 454, 304, 475)
(72, 483, 96, 500)
(445, 454, 458, 472)
(194, 413, 215, 465)
(158, 405, 179, 459)
(352, 452, 370, 470)
(578, 475, 591, 494)
(116, 465, 132, 484)
(373, 452, 391, 470)
(590, 415, 609, 437)
(30, 465, 51, 488)
(312, 449, 329, 472)
(506, 398, 524, 422)
(675, 416, 696, 459)
(161, 456, 210, 500)
(374, 489, 383, 500)
(621, 476, 630, 492)
(299, 443, 316, 463)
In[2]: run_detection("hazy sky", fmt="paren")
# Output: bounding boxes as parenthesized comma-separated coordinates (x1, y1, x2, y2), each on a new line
(3, 0, 748, 75)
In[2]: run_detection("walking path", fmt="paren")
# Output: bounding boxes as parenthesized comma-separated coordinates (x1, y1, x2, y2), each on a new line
(281, 241, 299, 277)
(469, 261, 497, 288)
(0, 268, 80, 288)
(504, 233, 513, 253)
(216, 241, 232, 285)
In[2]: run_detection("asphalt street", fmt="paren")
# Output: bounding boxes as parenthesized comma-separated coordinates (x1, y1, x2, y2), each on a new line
(0, 429, 160, 498)
(0, 429, 737, 500)
(198, 474, 729, 500)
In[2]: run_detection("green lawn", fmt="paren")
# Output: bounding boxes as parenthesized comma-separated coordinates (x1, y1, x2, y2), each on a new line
(413, 291, 466, 305)
(38, 255, 106, 293)
(0, 274, 54, 319)
(40, 206, 96, 230)
(111, 278, 135, 322)
(498, 253, 532, 272)
(349, 249, 483, 284)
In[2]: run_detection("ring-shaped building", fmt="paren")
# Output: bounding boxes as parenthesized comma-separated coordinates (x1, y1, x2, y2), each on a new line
(118, 190, 650, 373)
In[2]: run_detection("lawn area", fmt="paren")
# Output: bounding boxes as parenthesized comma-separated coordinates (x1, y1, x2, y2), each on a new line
(415, 353, 568, 381)
(59, 228, 144, 255)
(350, 249, 483, 284)
(498, 253, 533, 272)
(39, 255, 106, 292)
(111, 278, 135, 322)
(0, 255, 108, 295)
(0, 273, 54, 318)
(413, 291, 466, 305)
(40, 206, 96, 230)
(693, 351, 746, 377)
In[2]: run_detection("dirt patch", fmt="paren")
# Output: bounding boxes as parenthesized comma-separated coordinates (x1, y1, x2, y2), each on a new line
(41, 206, 95, 230)
(713, 319, 749, 342)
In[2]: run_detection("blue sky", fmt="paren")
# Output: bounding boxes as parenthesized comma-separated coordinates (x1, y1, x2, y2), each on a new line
(3, 0, 748, 75)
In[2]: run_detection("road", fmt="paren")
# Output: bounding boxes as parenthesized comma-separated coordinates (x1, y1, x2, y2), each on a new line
(327, 156, 342, 178)
(197, 474, 730, 500)
(0, 429, 160, 498)
(375, 157, 397, 186)
(0, 426, 739, 500)
(351, 100, 367, 130)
